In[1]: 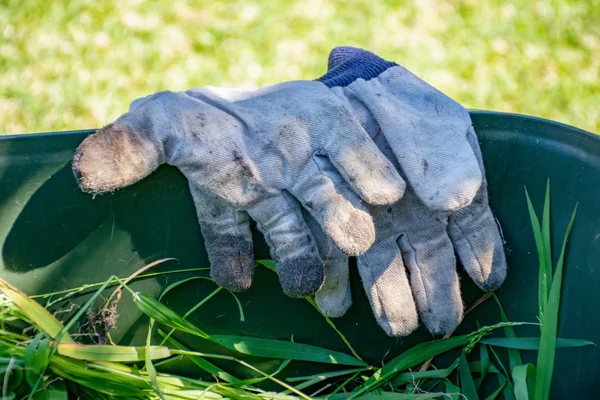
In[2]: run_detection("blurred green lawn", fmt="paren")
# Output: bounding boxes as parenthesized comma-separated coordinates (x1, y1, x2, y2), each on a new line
(1, 0, 598, 135)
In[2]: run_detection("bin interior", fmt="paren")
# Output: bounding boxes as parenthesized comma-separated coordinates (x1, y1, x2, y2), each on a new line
(0, 111, 598, 398)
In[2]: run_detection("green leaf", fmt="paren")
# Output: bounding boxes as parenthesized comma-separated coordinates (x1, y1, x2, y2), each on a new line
(211, 334, 366, 367)
(459, 351, 479, 400)
(133, 292, 210, 339)
(136, 293, 364, 366)
(348, 393, 443, 399)
(493, 295, 523, 372)
(57, 344, 171, 362)
(349, 335, 470, 398)
(445, 382, 462, 400)
(541, 180, 552, 321)
(475, 343, 490, 390)
(145, 320, 165, 400)
(513, 364, 536, 400)
(534, 203, 578, 400)
(24, 333, 46, 387)
(254, 259, 276, 273)
(159, 331, 240, 383)
(391, 361, 457, 387)
(0, 279, 74, 344)
(482, 337, 594, 350)
(524, 187, 547, 320)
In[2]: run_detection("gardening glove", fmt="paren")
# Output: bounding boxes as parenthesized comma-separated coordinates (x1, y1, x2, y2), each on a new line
(312, 46, 507, 336)
(71, 80, 407, 298)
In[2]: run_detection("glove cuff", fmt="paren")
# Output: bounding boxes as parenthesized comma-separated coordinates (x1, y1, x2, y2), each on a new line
(316, 46, 397, 88)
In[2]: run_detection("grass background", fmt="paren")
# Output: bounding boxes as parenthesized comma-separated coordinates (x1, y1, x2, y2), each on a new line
(1, 0, 598, 135)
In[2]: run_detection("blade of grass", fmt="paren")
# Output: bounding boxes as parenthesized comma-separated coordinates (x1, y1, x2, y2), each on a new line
(459, 350, 479, 400)
(348, 335, 471, 398)
(305, 297, 362, 362)
(475, 342, 490, 390)
(534, 203, 578, 400)
(169, 349, 313, 400)
(445, 382, 461, 400)
(392, 359, 459, 388)
(156, 276, 223, 346)
(493, 294, 523, 373)
(513, 364, 536, 400)
(211, 334, 366, 367)
(418, 291, 495, 373)
(481, 337, 594, 350)
(28, 276, 122, 399)
(0, 278, 74, 344)
(56, 344, 170, 362)
(487, 345, 515, 395)
(524, 187, 548, 321)
(158, 331, 240, 383)
(134, 292, 365, 366)
(146, 319, 166, 400)
(325, 369, 364, 399)
(541, 180, 552, 323)
(257, 259, 362, 362)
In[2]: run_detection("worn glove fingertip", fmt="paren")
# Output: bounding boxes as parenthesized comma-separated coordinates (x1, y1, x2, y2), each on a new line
(357, 173, 406, 206)
(326, 209, 375, 256)
(205, 232, 255, 292)
(277, 254, 325, 298)
(421, 307, 464, 336)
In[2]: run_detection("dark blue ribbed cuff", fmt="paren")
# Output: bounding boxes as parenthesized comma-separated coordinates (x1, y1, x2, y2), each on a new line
(316, 46, 397, 88)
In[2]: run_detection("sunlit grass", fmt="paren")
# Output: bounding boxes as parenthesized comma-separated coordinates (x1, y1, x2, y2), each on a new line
(1, 0, 598, 135)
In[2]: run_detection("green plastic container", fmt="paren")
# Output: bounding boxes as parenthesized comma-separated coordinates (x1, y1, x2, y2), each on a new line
(0, 111, 598, 398)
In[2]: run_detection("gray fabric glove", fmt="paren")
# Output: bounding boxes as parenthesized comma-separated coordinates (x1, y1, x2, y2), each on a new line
(72, 81, 406, 298)
(312, 47, 507, 336)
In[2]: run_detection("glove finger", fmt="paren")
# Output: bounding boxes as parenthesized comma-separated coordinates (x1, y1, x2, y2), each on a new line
(357, 235, 418, 337)
(325, 109, 406, 206)
(305, 210, 352, 318)
(342, 65, 482, 211)
(448, 127, 507, 291)
(244, 192, 324, 298)
(390, 189, 464, 336)
(72, 118, 164, 195)
(188, 185, 254, 292)
(291, 157, 376, 257)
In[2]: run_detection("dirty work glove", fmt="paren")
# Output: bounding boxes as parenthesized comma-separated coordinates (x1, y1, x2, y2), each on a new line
(311, 47, 507, 336)
(72, 81, 406, 298)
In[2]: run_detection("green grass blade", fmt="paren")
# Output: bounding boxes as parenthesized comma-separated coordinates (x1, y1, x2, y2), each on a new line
(347, 393, 443, 399)
(391, 362, 457, 387)
(211, 335, 366, 366)
(56, 344, 170, 362)
(459, 350, 479, 400)
(534, 203, 578, 400)
(259, 259, 362, 361)
(305, 297, 362, 361)
(134, 292, 210, 339)
(0, 278, 74, 344)
(488, 345, 515, 394)
(445, 382, 462, 400)
(513, 364, 536, 400)
(146, 320, 166, 400)
(475, 343, 490, 390)
(349, 335, 470, 398)
(482, 337, 594, 350)
(524, 187, 548, 320)
(493, 295, 523, 373)
(541, 180, 552, 320)
(136, 292, 364, 366)
(158, 331, 240, 383)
